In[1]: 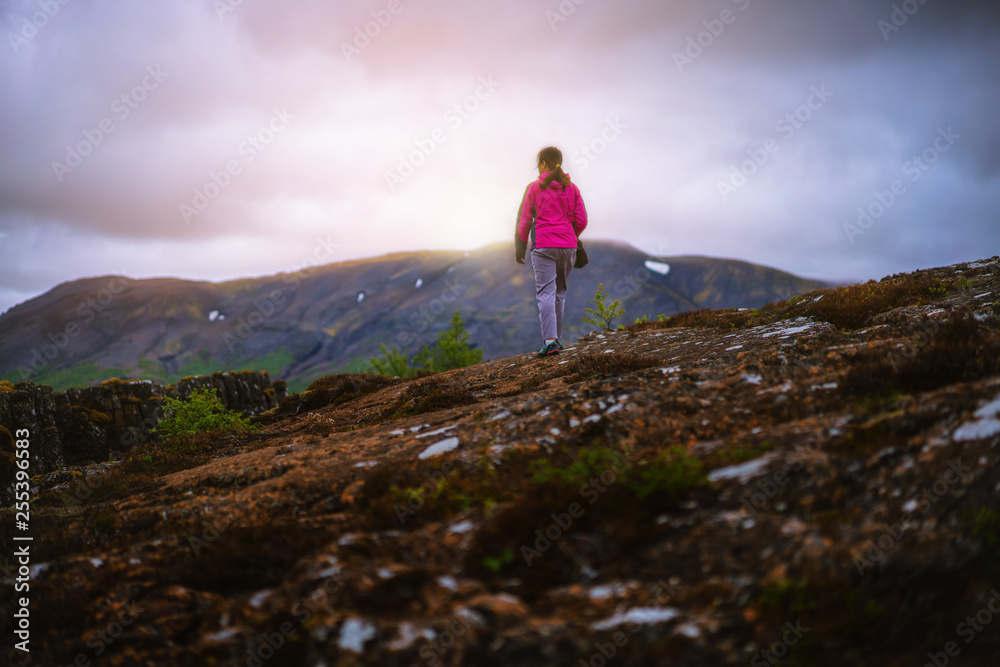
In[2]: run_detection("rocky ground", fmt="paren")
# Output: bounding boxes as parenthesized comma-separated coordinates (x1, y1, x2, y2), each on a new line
(3, 257, 1000, 666)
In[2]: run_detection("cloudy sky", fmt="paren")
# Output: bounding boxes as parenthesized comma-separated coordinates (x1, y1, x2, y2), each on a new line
(1, 0, 998, 314)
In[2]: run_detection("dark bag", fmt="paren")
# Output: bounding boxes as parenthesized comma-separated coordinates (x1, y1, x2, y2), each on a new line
(574, 239, 588, 269)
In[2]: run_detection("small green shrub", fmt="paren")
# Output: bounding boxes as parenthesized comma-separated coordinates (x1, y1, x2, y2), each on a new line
(412, 310, 483, 373)
(482, 548, 514, 573)
(369, 310, 482, 376)
(583, 283, 625, 331)
(153, 386, 258, 439)
(370, 344, 414, 377)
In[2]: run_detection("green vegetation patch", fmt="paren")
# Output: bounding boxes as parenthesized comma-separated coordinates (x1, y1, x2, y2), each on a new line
(154, 385, 258, 440)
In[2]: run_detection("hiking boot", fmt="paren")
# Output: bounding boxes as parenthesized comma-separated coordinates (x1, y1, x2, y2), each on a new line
(537, 341, 561, 358)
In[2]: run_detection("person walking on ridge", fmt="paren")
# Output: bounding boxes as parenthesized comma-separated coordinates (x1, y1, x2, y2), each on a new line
(515, 146, 588, 357)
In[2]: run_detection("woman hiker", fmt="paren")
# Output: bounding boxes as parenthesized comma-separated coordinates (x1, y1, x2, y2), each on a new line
(515, 146, 588, 358)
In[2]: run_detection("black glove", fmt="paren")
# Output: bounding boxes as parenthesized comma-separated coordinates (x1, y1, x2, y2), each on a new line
(514, 234, 527, 265)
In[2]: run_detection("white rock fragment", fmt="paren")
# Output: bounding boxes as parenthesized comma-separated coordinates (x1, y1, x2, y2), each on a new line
(591, 607, 679, 630)
(388, 623, 421, 651)
(205, 628, 240, 643)
(953, 395, 1000, 442)
(438, 575, 458, 590)
(810, 382, 838, 391)
(708, 454, 777, 482)
(338, 618, 377, 653)
(90, 558, 103, 568)
(676, 623, 702, 638)
(780, 518, 808, 536)
(762, 323, 814, 338)
(416, 425, 459, 439)
(418, 437, 460, 459)
(489, 411, 511, 421)
(588, 583, 628, 600)
(249, 590, 273, 608)
(742, 373, 763, 385)
(353, 461, 378, 468)
(357, 293, 365, 303)
(569, 418, 581, 428)
(726, 345, 743, 351)
(415, 278, 423, 288)
(449, 520, 475, 534)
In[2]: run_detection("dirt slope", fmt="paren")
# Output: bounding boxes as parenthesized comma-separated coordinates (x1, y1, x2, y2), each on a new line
(3, 256, 1000, 666)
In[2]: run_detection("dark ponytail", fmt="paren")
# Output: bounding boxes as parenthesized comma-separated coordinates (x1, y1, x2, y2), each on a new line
(537, 146, 571, 190)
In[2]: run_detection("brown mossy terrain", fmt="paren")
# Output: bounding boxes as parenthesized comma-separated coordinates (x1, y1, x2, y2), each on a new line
(3, 257, 1000, 666)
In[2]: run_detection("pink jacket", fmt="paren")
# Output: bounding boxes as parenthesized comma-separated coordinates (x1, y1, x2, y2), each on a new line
(516, 172, 587, 249)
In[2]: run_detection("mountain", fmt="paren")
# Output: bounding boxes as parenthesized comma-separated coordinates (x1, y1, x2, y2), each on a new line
(5, 255, 999, 666)
(0, 241, 828, 391)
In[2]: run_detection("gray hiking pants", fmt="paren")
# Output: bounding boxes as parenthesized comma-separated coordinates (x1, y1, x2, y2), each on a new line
(531, 247, 577, 341)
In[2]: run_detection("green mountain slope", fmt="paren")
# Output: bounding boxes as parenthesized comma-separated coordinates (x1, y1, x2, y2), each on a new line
(0, 241, 828, 391)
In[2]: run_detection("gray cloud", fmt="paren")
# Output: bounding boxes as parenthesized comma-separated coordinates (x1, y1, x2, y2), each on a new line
(0, 0, 998, 314)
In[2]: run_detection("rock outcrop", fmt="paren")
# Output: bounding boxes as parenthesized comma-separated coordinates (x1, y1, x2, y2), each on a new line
(0, 371, 286, 477)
